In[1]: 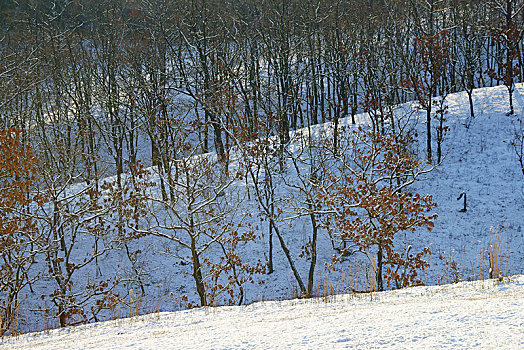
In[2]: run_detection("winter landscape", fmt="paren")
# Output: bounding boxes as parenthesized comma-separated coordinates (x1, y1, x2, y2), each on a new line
(1, 0, 524, 349)
(2, 276, 523, 349)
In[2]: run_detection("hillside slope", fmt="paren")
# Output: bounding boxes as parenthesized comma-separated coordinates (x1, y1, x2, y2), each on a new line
(11, 82, 524, 333)
(2, 276, 523, 349)
(410, 84, 524, 280)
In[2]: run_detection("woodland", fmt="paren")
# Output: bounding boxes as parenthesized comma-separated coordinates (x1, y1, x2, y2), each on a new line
(0, 0, 523, 336)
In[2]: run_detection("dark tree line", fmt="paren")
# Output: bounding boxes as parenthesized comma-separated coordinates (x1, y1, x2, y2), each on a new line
(1, 0, 523, 171)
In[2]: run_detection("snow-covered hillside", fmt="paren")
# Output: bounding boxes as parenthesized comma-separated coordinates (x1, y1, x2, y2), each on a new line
(402, 84, 524, 282)
(2, 276, 523, 349)
(10, 82, 524, 334)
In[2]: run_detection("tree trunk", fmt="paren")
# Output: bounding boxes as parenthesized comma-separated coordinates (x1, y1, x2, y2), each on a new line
(426, 102, 432, 162)
(377, 245, 384, 292)
(508, 86, 515, 116)
(467, 89, 475, 119)
(306, 209, 318, 298)
(58, 303, 67, 328)
(268, 216, 274, 274)
(191, 236, 207, 307)
(270, 219, 306, 296)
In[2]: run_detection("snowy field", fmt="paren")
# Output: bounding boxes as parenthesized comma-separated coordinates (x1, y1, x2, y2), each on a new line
(2, 275, 523, 349)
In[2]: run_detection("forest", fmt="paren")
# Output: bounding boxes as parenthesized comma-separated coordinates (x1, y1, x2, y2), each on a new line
(0, 0, 523, 336)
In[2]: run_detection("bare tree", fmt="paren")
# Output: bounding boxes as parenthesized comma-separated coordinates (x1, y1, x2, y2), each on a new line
(487, 0, 524, 115)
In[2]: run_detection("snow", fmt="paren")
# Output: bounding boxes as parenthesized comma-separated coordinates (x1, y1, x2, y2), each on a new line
(2, 276, 523, 349)
(412, 85, 524, 281)
(7, 81, 524, 338)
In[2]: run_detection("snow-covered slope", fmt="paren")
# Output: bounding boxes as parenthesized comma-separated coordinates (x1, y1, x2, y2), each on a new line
(411, 84, 524, 281)
(3, 276, 523, 349)
(10, 82, 524, 334)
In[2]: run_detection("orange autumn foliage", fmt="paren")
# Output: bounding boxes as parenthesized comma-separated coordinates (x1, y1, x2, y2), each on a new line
(0, 128, 44, 336)
(322, 128, 437, 291)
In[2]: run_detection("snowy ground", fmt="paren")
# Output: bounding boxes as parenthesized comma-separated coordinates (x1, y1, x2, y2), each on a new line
(415, 84, 524, 279)
(10, 82, 524, 334)
(3, 275, 523, 349)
